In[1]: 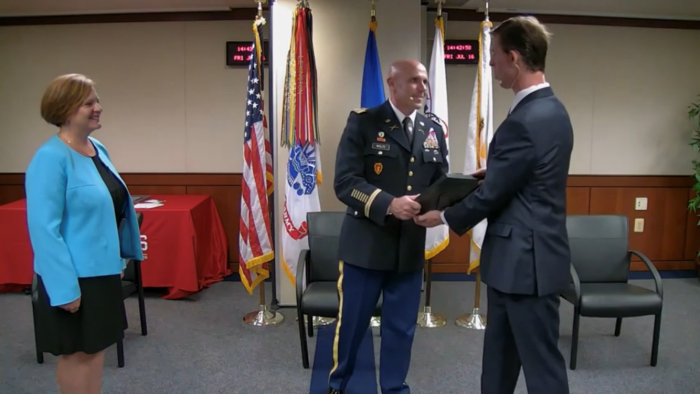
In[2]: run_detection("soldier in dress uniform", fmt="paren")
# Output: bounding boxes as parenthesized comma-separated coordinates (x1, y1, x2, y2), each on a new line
(327, 59, 449, 394)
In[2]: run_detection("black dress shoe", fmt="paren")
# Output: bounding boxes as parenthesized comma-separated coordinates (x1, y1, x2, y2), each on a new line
(327, 389, 343, 394)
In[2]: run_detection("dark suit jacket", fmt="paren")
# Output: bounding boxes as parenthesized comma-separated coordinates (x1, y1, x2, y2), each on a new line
(334, 100, 448, 273)
(443, 87, 574, 296)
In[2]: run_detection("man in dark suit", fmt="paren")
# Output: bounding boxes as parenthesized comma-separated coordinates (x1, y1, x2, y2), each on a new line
(415, 16, 572, 394)
(328, 59, 448, 394)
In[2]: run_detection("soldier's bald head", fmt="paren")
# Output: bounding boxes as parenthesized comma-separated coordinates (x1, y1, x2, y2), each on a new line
(388, 59, 425, 79)
(386, 59, 428, 115)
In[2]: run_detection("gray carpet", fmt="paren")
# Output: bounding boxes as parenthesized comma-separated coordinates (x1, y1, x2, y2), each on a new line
(1, 278, 699, 394)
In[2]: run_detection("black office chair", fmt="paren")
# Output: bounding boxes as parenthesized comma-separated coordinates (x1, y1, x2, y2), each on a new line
(295, 211, 383, 369)
(32, 212, 148, 368)
(561, 215, 663, 370)
(117, 211, 148, 368)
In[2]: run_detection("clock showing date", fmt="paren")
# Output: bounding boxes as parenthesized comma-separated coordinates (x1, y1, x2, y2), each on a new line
(226, 41, 269, 67)
(444, 39, 479, 65)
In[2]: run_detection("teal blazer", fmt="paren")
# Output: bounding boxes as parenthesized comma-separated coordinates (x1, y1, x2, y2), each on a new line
(25, 135, 143, 307)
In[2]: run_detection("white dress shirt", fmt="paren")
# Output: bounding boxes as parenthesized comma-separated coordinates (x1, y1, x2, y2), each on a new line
(508, 82, 550, 114)
(388, 98, 417, 126)
(437, 82, 550, 225)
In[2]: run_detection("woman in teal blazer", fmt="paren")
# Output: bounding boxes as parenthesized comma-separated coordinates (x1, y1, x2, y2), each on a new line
(26, 73, 143, 394)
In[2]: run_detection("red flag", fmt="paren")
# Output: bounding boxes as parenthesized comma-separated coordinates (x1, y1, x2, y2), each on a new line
(281, 4, 319, 149)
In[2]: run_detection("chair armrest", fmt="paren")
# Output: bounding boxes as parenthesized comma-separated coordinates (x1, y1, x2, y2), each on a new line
(31, 273, 40, 301)
(569, 263, 581, 306)
(296, 249, 310, 307)
(122, 258, 138, 282)
(629, 250, 663, 298)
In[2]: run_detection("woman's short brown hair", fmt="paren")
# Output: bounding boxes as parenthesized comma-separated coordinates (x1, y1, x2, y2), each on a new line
(492, 16, 552, 73)
(40, 74, 95, 127)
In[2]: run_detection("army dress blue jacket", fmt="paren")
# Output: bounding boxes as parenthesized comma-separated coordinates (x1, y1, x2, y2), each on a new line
(333, 100, 448, 273)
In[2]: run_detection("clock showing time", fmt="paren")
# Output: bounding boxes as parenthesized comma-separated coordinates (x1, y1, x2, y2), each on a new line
(444, 39, 479, 65)
(226, 40, 269, 67)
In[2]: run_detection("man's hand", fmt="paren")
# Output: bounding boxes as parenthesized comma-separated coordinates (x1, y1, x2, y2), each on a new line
(471, 168, 486, 185)
(389, 195, 421, 220)
(121, 270, 124, 279)
(471, 168, 486, 178)
(59, 298, 81, 313)
(414, 210, 444, 228)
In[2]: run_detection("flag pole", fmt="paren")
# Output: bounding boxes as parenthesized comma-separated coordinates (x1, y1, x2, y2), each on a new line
(455, 270, 486, 329)
(456, 0, 488, 330)
(267, 0, 280, 312)
(367, 0, 382, 330)
(279, 0, 333, 330)
(417, 258, 447, 327)
(242, 0, 284, 328)
(417, 0, 448, 329)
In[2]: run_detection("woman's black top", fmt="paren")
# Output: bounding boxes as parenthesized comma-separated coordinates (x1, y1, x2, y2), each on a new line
(91, 151, 127, 225)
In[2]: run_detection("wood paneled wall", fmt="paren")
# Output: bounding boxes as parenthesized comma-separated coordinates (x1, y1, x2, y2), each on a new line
(432, 176, 699, 273)
(1, 173, 697, 273)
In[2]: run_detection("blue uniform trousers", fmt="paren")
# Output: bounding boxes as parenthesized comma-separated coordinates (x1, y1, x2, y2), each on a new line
(328, 261, 423, 393)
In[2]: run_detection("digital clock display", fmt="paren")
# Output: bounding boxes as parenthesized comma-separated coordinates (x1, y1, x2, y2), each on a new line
(444, 39, 479, 65)
(226, 40, 269, 67)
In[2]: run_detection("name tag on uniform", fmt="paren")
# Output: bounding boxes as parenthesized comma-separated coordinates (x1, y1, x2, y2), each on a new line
(372, 143, 390, 150)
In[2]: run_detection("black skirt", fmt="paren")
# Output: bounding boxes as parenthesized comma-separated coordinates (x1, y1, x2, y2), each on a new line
(35, 274, 127, 356)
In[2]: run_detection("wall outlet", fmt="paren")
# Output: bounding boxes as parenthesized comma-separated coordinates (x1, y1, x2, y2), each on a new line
(634, 218, 645, 232)
(635, 197, 648, 211)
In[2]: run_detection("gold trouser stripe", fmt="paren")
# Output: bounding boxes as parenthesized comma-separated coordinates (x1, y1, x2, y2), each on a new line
(329, 260, 345, 379)
(364, 189, 382, 217)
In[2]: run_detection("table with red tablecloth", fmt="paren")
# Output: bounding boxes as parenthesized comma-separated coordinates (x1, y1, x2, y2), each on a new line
(0, 194, 231, 299)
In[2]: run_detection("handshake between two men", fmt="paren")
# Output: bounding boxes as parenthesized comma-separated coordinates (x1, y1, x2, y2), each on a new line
(389, 168, 487, 228)
(388, 194, 446, 229)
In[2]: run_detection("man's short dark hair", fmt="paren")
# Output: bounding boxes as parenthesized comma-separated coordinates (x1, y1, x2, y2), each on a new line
(492, 16, 552, 73)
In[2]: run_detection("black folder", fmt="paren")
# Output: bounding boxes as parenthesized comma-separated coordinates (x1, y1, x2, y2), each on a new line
(132, 195, 151, 204)
(415, 173, 481, 214)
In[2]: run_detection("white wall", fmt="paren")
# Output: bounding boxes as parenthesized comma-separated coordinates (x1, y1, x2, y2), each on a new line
(1, 14, 698, 179)
(438, 20, 700, 177)
(0, 20, 269, 173)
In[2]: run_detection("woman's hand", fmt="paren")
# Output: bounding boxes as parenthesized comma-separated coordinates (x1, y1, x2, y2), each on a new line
(60, 298, 81, 313)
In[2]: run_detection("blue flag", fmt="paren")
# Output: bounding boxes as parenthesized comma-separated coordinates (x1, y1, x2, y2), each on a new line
(361, 22, 385, 108)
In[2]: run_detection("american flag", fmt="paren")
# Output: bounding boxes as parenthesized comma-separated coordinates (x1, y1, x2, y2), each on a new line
(238, 28, 274, 295)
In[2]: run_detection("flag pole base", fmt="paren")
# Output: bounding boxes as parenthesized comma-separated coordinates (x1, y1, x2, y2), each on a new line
(370, 316, 381, 328)
(455, 308, 487, 330)
(417, 306, 447, 328)
(243, 305, 284, 327)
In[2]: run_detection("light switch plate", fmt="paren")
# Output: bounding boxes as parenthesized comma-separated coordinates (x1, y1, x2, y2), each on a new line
(634, 218, 644, 232)
(635, 197, 648, 211)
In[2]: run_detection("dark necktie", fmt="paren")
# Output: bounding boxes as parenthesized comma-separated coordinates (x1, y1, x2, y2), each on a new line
(403, 117, 414, 145)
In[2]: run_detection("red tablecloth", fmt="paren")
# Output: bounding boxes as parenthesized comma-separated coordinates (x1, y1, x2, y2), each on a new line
(0, 194, 231, 299)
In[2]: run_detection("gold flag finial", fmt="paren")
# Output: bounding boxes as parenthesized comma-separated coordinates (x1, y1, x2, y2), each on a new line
(435, 0, 444, 16)
(254, 0, 266, 25)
